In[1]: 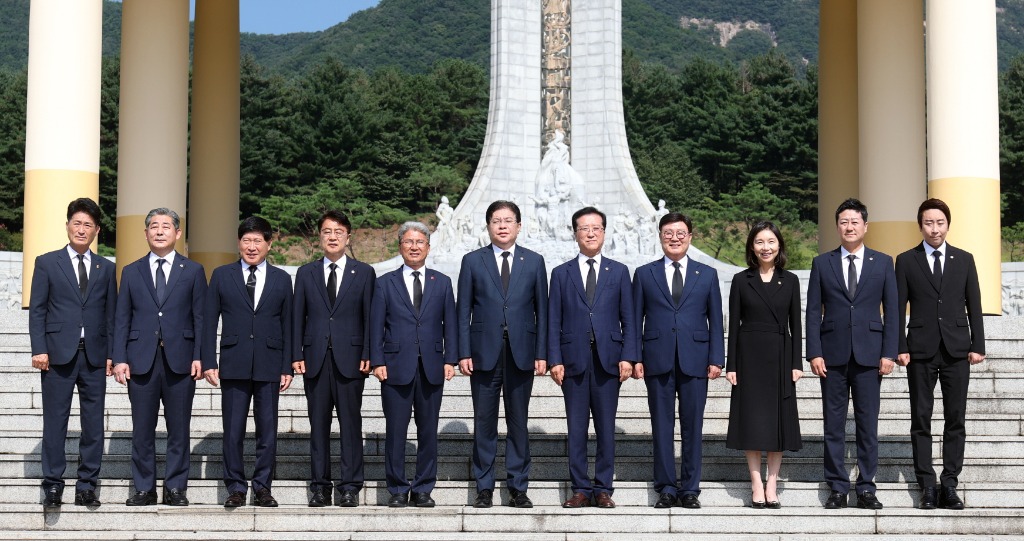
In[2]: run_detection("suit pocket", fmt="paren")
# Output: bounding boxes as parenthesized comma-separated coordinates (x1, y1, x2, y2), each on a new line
(956, 318, 970, 327)
(525, 322, 537, 335)
(821, 321, 835, 333)
(435, 340, 444, 353)
(221, 335, 238, 347)
(182, 329, 195, 340)
(45, 322, 62, 333)
(128, 330, 140, 341)
(560, 332, 574, 344)
(693, 330, 710, 342)
(868, 321, 883, 332)
(907, 318, 923, 328)
(266, 337, 284, 350)
(643, 329, 660, 341)
(610, 331, 623, 342)
(383, 342, 400, 353)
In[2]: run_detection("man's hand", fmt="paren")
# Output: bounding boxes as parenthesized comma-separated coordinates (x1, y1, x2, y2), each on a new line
(549, 364, 565, 386)
(113, 363, 131, 385)
(618, 361, 633, 383)
(534, 359, 547, 376)
(280, 374, 293, 392)
(31, 353, 49, 372)
(968, 352, 986, 365)
(632, 362, 645, 379)
(792, 369, 803, 382)
(459, 357, 473, 376)
(106, 359, 113, 377)
(810, 357, 827, 377)
(292, 360, 306, 374)
(444, 365, 455, 381)
(373, 366, 387, 382)
(896, 353, 910, 367)
(204, 368, 220, 387)
(725, 371, 737, 385)
(359, 359, 371, 374)
(707, 365, 722, 380)
(879, 357, 894, 376)
(191, 360, 203, 381)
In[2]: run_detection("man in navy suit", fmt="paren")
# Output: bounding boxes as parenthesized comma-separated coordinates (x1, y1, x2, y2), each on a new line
(30, 198, 116, 508)
(370, 222, 457, 508)
(457, 200, 548, 508)
(895, 198, 985, 510)
(633, 211, 724, 509)
(548, 207, 636, 509)
(202, 216, 293, 508)
(292, 210, 375, 507)
(807, 198, 898, 510)
(113, 208, 206, 507)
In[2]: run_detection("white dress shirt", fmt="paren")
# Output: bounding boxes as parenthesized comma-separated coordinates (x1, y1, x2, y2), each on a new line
(840, 245, 865, 288)
(578, 252, 602, 285)
(323, 255, 347, 297)
(923, 241, 947, 274)
(663, 254, 688, 290)
(149, 251, 176, 285)
(402, 264, 427, 304)
(241, 259, 268, 307)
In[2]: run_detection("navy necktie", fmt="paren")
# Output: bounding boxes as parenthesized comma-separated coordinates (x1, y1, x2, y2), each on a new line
(247, 265, 258, 305)
(327, 263, 338, 305)
(585, 259, 597, 305)
(847, 254, 858, 297)
(500, 252, 510, 294)
(77, 254, 87, 299)
(412, 270, 422, 313)
(932, 251, 943, 279)
(671, 261, 683, 304)
(155, 259, 167, 304)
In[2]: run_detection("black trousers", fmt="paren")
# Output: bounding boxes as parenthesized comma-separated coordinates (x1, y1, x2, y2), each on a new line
(908, 341, 970, 488)
(304, 350, 365, 493)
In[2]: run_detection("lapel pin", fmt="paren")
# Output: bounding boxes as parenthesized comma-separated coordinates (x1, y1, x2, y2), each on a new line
(519, 257, 524, 261)
(950, 255, 955, 259)
(430, 276, 435, 280)
(695, 270, 700, 275)
(778, 281, 782, 285)
(179, 263, 184, 268)
(351, 270, 355, 274)
(605, 267, 610, 271)
(869, 257, 874, 261)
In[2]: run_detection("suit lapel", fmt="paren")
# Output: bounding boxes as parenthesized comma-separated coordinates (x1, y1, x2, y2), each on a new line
(390, 269, 417, 317)
(57, 250, 81, 299)
(332, 258, 358, 312)
(912, 245, 940, 293)
(592, 258, 616, 306)
(161, 253, 187, 307)
(315, 260, 333, 310)
(230, 261, 255, 310)
(678, 260, 700, 306)
(255, 265, 279, 311)
(566, 260, 589, 306)
(136, 257, 160, 305)
(826, 249, 852, 301)
(649, 260, 673, 305)
(481, 247, 505, 298)
(419, 269, 441, 316)
(506, 248, 527, 298)
(746, 270, 782, 323)
(81, 251, 105, 302)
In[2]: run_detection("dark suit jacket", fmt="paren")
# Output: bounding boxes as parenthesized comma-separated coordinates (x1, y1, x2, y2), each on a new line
(896, 243, 985, 358)
(292, 257, 375, 379)
(113, 252, 206, 375)
(632, 257, 725, 377)
(806, 247, 898, 366)
(202, 261, 293, 382)
(29, 247, 117, 367)
(370, 267, 458, 386)
(457, 245, 548, 371)
(726, 268, 803, 373)
(547, 256, 637, 377)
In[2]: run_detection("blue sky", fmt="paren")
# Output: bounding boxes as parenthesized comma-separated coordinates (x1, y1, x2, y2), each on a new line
(186, 0, 381, 34)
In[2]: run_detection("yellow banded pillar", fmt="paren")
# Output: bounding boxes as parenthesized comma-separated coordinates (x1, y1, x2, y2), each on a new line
(926, 0, 1001, 314)
(22, 0, 103, 306)
(116, 0, 191, 278)
(858, 0, 927, 255)
(817, 0, 858, 252)
(189, 0, 241, 278)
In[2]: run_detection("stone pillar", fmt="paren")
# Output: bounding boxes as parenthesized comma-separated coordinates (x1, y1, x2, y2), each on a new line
(22, 0, 103, 306)
(858, 0, 927, 255)
(927, 0, 1001, 314)
(817, 0, 858, 252)
(116, 0, 190, 277)
(189, 0, 241, 277)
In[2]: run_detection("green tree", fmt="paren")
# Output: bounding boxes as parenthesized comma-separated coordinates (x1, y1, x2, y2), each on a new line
(1000, 55, 1024, 224)
(633, 141, 710, 211)
(0, 68, 26, 233)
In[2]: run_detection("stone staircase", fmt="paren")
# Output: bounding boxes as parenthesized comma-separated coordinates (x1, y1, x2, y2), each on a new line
(1, 310, 1022, 539)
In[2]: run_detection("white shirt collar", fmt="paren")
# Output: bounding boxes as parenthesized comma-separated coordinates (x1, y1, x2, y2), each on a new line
(149, 251, 176, 267)
(492, 243, 516, 258)
(241, 259, 268, 273)
(840, 245, 865, 260)
(663, 254, 687, 268)
(923, 241, 947, 257)
(66, 245, 90, 262)
(323, 254, 347, 270)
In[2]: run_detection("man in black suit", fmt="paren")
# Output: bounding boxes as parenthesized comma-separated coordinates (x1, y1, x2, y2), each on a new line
(457, 201, 548, 508)
(113, 208, 206, 506)
(806, 198, 898, 510)
(202, 217, 293, 508)
(895, 198, 985, 510)
(29, 198, 116, 508)
(292, 211, 375, 507)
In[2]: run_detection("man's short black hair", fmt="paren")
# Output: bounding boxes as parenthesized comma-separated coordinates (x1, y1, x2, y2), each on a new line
(659, 211, 693, 233)
(571, 206, 607, 230)
(485, 200, 522, 224)
(835, 198, 869, 223)
(238, 216, 273, 241)
(66, 198, 102, 225)
(317, 210, 352, 233)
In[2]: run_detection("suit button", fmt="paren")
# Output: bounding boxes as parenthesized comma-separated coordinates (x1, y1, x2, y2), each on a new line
(250, 334, 254, 339)
(158, 312, 163, 317)
(330, 317, 334, 321)
(938, 300, 943, 304)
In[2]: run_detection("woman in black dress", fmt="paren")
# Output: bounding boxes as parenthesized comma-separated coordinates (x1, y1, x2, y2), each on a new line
(725, 221, 803, 508)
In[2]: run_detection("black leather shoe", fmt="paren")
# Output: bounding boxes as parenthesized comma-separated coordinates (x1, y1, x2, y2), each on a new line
(507, 489, 533, 508)
(824, 490, 847, 509)
(337, 489, 358, 507)
(920, 487, 937, 510)
(939, 486, 964, 510)
(254, 488, 278, 507)
(678, 494, 701, 509)
(42, 485, 63, 508)
(163, 487, 189, 506)
(388, 492, 409, 508)
(765, 499, 782, 509)
(309, 487, 331, 507)
(473, 489, 493, 508)
(653, 491, 676, 509)
(411, 492, 435, 507)
(74, 489, 100, 507)
(125, 490, 157, 506)
(856, 491, 883, 510)
(223, 491, 246, 508)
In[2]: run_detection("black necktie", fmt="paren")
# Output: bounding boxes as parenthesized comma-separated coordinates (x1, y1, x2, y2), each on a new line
(500, 251, 510, 294)
(847, 254, 858, 297)
(327, 263, 338, 305)
(77, 254, 87, 299)
(932, 251, 943, 279)
(585, 258, 597, 305)
(247, 265, 258, 305)
(412, 270, 422, 313)
(155, 258, 167, 304)
(671, 261, 683, 304)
